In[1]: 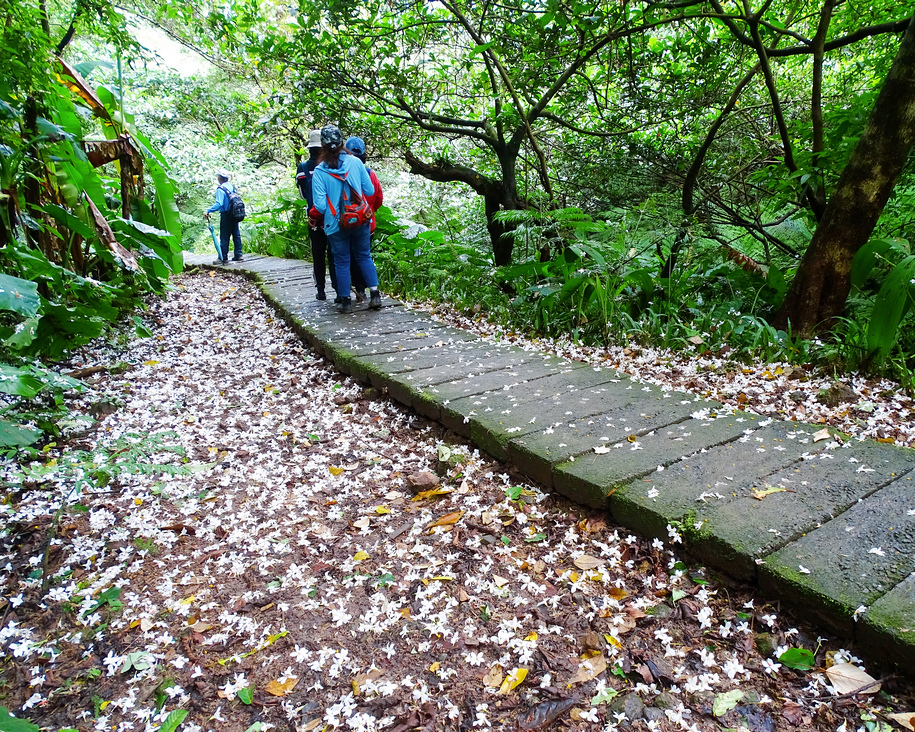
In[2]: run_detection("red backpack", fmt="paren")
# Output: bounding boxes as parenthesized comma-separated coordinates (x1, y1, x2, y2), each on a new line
(325, 171, 373, 229)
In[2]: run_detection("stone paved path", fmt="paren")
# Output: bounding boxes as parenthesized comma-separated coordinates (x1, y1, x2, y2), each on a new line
(186, 253, 915, 666)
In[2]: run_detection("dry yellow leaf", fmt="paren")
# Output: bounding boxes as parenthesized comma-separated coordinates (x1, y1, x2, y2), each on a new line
(825, 663, 880, 695)
(812, 427, 832, 442)
(568, 654, 607, 684)
(265, 677, 299, 697)
(458, 589, 470, 602)
(421, 576, 453, 585)
(354, 550, 370, 561)
(412, 487, 453, 501)
(752, 486, 787, 500)
(604, 634, 622, 648)
(427, 511, 464, 529)
(887, 712, 915, 731)
(573, 554, 604, 571)
(328, 466, 345, 476)
(483, 664, 504, 688)
(134, 498, 143, 506)
(498, 667, 528, 694)
(429, 662, 440, 673)
(607, 586, 628, 601)
(375, 506, 391, 514)
(525, 631, 538, 641)
(143, 360, 159, 366)
(626, 434, 637, 442)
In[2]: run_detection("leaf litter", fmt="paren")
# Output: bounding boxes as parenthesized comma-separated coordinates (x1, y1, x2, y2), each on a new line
(0, 271, 913, 731)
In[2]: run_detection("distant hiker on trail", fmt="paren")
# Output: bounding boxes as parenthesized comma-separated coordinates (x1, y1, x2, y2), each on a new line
(298, 129, 337, 301)
(345, 135, 383, 304)
(204, 169, 243, 264)
(311, 125, 383, 314)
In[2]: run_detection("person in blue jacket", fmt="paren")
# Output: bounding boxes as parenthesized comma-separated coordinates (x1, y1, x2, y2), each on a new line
(297, 129, 337, 300)
(204, 169, 243, 264)
(311, 125, 382, 314)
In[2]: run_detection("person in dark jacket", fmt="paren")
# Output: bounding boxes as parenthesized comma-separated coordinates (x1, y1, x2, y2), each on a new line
(297, 130, 337, 300)
(345, 136, 384, 303)
(204, 169, 243, 264)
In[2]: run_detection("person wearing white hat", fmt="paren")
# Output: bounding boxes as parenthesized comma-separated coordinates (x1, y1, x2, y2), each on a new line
(204, 169, 243, 264)
(297, 129, 337, 300)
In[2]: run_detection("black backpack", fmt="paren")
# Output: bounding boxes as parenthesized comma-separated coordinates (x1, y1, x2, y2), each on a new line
(220, 184, 246, 222)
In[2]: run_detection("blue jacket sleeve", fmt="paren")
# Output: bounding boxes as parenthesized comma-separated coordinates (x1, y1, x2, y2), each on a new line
(313, 169, 327, 215)
(206, 187, 227, 214)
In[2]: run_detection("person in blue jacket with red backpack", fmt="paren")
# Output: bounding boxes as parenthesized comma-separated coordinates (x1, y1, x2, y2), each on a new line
(310, 125, 382, 314)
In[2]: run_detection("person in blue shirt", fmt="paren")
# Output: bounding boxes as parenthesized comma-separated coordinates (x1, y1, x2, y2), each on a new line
(297, 130, 337, 300)
(204, 169, 243, 264)
(311, 126, 382, 313)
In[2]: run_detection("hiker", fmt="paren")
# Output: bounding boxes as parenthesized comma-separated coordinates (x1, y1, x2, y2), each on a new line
(298, 129, 337, 300)
(311, 125, 382, 314)
(204, 169, 243, 264)
(345, 135, 384, 303)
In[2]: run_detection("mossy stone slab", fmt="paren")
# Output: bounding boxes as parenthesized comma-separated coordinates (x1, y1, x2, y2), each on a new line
(860, 574, 915, 666)
(553, 407, 754, 507)
(507, 393, 709, 492)
(609, 419, 815, 552)
(693, 439, 915, 581)
(760, 471, 915, 636)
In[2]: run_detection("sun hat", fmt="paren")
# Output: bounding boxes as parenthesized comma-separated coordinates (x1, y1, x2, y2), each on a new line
(307, 129, 322, 148)
(216, 168, 231, 180)
(345, 136, 366, 156)
(320, 125, 343, 150)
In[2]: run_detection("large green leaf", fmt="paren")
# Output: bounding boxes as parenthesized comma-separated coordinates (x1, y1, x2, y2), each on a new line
(0, 420, 42, 449)
(0, 705, 39, 731)
(0, 365, 43, 398)
(866, 254, 915, 361)
(0, 273, 39, 317)
(5, 317, 39, 350)
(42, 203, 97, 242)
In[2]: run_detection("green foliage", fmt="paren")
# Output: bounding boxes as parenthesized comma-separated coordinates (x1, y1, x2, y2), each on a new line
(0, 705, 39, 732)
(778, 647, 816, 671)
(81, 587, 123, 618)
(158, 710, 189, 732)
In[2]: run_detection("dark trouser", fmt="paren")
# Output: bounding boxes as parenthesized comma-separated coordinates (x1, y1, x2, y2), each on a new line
(309, 226, 337, 293)
(219, 211, 242, 260)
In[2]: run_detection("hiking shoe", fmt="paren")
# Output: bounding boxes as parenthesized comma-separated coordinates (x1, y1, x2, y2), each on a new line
(339, 299, 353, 314)
(212, 259, 227, 265)
(232, 255, 244, 262)
(316, 290, 327, 301)
(369, 290, 382, 310)
(334, 296, 346, 304)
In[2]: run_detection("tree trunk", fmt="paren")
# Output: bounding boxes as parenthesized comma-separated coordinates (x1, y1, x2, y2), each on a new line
(404, 148, 523, 266)
(775, 13, 915, 336)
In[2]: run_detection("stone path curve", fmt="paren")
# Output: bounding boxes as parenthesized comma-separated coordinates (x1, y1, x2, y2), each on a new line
(185, 253, 915, 667)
